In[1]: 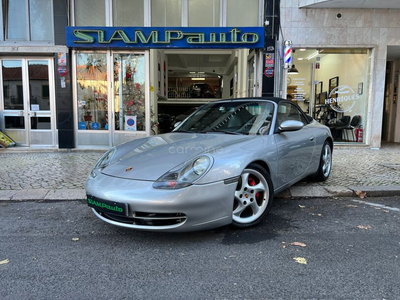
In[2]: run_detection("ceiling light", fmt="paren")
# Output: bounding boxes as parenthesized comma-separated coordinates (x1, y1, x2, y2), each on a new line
(189, 72, 196, 74)
(288, 65, 299, 75)
(191, 78, 205, 80)
(307, 51, 319, 60)
(298, 58, 304, 61)
(299, 48, 306, 51)
(197, 72, 205, 74)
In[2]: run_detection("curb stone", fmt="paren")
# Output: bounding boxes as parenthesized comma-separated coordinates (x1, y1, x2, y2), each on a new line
(1, 186, 400, 202)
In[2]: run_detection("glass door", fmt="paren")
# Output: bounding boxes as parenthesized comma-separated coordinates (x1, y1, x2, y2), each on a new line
(1, 58, 55, 147)
(27, 60, 55, 146)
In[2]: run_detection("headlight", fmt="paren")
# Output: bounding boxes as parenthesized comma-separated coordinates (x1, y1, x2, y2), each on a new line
(89, 148, 116, 178)
(153, 155, 213, 189)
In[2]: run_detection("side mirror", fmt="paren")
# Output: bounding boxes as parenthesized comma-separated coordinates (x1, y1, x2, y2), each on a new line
(173, 121, 182, 128)
(279, 120, 304, 132)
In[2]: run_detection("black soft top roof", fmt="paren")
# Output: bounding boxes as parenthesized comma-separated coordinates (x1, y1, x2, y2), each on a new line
(216, 97, 289, 104)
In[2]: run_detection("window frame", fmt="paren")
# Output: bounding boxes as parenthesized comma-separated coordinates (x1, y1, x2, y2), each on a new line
(275, 101, 310, 133)
(223, 0, 263, 27)
(69, 0, 263, 28)
(2, 0, 54, 44)
(0, 2, 3, 41)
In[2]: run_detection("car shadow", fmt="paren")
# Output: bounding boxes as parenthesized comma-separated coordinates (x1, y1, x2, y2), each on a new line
(108, 199, 295, 246)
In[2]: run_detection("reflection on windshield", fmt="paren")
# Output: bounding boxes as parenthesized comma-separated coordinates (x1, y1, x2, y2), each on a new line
(174, 101, 274, 135)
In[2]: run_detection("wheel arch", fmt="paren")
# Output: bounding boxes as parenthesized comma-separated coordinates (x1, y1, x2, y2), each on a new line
(325, 136, 333, 152)
(246, 159, 271, 176)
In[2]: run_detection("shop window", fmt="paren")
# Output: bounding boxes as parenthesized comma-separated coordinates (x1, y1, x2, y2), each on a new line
(113, 53, 146, 131)
(75, 0, 106, 26)
(226, 0, 259, 27)
(288, 48, 371, 143)
(188, 0, 219, 27)
(151, 0, 181, 26)
(113, 0, 144, 26)
(76, 53, 108, 130)
(3, 0, 53, 42)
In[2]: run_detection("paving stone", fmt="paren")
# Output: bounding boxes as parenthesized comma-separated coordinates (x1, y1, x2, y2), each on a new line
(11, 189, 49, 201)
(324, 186, 354, 197)
(45, 189, 86, 201)
(0, 190, 18, 200)
(349, 186, 400, 197)
(290, 186, 334, 198)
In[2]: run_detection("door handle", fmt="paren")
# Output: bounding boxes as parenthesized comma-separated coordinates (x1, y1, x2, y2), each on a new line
(309, 136, 315, 141)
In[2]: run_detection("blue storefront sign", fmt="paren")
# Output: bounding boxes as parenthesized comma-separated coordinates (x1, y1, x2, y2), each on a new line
(66, 27, 264, 49)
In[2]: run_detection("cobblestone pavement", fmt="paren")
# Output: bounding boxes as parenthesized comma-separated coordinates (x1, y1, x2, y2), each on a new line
(0, 143, 399, 191)
(0, 151, 103, 190)
(315, 143, 400, 187)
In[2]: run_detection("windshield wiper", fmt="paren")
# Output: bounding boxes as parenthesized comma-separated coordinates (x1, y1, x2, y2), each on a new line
(173, 130, 194, 133)
(201, 130, 243, 135)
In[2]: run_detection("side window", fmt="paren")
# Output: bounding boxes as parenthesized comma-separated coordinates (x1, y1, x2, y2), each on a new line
(277, 103, 307, 127)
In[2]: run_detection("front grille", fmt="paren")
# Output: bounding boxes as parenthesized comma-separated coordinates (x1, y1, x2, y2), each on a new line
(100, 211, 187, 227)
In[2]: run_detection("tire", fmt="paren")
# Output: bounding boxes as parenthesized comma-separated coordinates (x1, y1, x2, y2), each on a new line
(232, 163, 274, 229)
(312, 141, 332, 182)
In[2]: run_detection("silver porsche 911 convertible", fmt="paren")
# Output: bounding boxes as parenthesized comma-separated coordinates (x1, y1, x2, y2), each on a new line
(86, 97, 333, 232)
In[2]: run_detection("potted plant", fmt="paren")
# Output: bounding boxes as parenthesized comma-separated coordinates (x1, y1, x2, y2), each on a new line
(83, 97, 94, 121)
(84, 111, 92, 121)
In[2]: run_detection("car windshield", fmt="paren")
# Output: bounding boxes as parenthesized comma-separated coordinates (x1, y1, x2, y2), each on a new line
(174, 100, 274, 135)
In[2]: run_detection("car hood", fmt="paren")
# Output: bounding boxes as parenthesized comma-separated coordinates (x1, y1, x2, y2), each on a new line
(101, 132, 253, 181)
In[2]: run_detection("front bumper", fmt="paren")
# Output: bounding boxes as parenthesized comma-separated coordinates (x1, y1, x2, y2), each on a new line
(85, 173, 237, 232)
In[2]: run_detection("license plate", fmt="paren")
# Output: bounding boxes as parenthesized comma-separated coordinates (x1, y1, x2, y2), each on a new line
(87, 196, 128, 216)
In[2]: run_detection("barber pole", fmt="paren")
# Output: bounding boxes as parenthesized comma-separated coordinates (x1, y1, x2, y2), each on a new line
(284, 40, 293, 69)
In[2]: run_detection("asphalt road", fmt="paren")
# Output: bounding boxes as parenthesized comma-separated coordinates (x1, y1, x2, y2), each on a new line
(0, 197, 399, 300)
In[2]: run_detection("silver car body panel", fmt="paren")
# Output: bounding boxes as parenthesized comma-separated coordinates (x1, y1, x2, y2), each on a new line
(86, 98, 332, 232)
(86, 173, 236, 232)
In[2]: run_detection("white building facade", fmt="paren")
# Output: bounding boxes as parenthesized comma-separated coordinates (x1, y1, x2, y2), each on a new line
(280, 0, 400, 148)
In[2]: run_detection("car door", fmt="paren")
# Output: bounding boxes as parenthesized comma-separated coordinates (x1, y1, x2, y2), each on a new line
(274, 102, 316, 187)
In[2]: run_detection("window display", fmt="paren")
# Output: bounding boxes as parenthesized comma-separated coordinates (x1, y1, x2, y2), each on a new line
(76, 53, 108, 130)
(113, 53, 146, 131)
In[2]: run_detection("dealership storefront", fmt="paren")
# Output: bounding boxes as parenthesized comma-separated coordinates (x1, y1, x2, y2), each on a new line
(0, 0, 265, 149)
(67, 26, 265, 148)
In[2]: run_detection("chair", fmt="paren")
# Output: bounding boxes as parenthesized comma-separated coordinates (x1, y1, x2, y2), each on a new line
(339, 115, 361, 142)
(328, 115, 350, 141)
